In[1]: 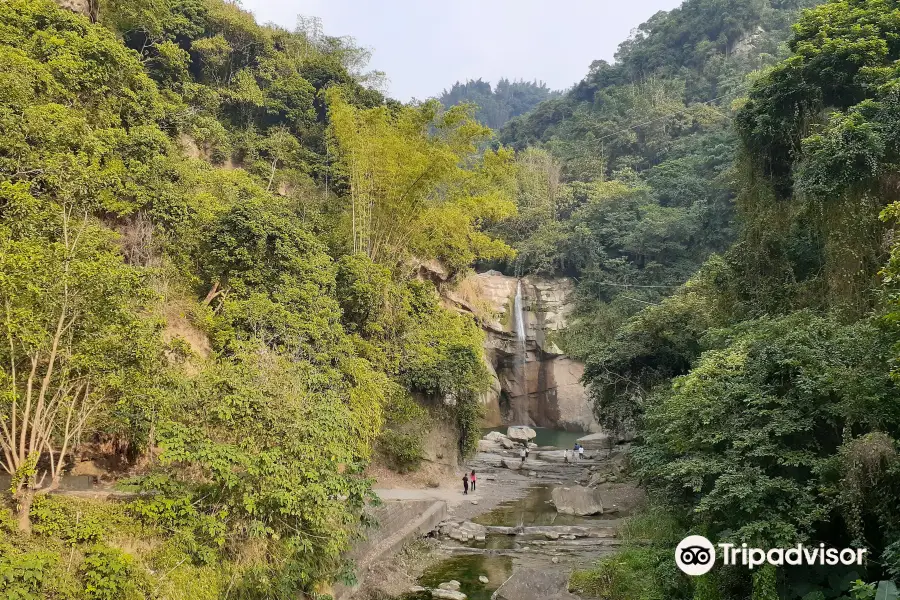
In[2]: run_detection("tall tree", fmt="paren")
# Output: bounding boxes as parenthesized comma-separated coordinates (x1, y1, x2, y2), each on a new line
(326, 88, 516, 270)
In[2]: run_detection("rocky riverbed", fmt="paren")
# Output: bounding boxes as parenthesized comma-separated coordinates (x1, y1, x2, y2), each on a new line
(357, 428, 643, 600)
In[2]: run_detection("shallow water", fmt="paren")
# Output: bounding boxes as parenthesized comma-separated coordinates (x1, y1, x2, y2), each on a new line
(482, 426, 584, 450)
(402, 554, 513, 600)
(473, 484, 602, 527)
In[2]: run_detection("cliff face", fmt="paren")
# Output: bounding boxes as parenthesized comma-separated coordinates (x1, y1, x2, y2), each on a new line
(54, 0, 94, 19)
(443, 270, 601, 433)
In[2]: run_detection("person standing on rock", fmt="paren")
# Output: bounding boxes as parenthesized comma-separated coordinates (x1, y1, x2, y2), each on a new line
(463, 472, 469, 495)
(470, 470, 476, 492)
(520, 446, 527, 464)
(578, 444, 585, 460)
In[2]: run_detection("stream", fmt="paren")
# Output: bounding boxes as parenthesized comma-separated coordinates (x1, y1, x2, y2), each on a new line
(395, 428, 608, 599)
(401, 555, 513, 600)
(473, 484, 603, 527)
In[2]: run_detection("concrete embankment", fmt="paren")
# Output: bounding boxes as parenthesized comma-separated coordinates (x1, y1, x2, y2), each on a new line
(334, 498, 448, 599)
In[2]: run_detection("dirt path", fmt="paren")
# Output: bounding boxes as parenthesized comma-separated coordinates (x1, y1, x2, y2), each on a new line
(374, 471, 532, 523)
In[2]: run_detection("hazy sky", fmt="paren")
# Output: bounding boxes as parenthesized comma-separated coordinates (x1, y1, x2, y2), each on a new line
(240, 0, 682, 102)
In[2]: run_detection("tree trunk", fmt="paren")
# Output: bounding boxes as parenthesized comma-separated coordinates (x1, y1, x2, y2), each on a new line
(16, 487, 34, 534)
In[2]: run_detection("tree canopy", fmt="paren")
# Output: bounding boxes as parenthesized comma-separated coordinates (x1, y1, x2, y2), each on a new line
(0, 1, 503, 597)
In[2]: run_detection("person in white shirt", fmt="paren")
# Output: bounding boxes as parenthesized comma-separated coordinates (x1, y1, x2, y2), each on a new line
(520, 446, 527, 464)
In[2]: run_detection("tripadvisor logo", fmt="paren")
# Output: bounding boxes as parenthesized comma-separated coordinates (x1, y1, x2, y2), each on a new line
(675, 536, 868, 576)
(676, 535, 716, 576)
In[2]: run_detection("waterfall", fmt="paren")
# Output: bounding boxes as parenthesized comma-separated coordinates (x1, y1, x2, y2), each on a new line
(513, 280, 528, 424)
(514, 280, 526, 343)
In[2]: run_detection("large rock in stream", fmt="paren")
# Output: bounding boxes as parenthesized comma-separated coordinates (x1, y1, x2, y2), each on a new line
(576, 432, 613, 451)
(438, 520, 486, 542)
(479, 431, 518, 451)
(432, 589, 466, 600)
(492, 569, 580, 600)
(499, 457, 524, 470)
(551, 485, 604, 516)
(506, 426, 536, 443)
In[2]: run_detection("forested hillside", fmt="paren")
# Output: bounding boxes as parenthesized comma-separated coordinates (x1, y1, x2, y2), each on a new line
(495, 0, 900, 598)
(438, 78, 559, 129)
(3, 0, 900, 598)
(0, 1, 511, 597)
(492, 0, 824, 359)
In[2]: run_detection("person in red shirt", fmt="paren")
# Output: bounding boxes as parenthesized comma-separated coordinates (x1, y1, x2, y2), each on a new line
(470, 470, 476, 491)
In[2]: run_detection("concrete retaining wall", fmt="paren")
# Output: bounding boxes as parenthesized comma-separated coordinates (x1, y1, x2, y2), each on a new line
(334, 498, 448, 599)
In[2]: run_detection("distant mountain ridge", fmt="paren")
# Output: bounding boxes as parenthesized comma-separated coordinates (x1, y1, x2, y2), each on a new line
(500, 0, 824, 158)
(438, 78, 560, 130)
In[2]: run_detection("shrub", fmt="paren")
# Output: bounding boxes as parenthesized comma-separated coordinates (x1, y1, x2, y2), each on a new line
(80, 545, 144, 600)
(378, 429, 425, 473)
(0, 550, 56, 600)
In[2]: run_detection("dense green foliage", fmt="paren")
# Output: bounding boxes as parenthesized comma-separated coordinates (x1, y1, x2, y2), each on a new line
(569, 510, 691, 600)
(438, 78, 560, 129)
(0, 0, 500, 597)
(567, 0, 900, 597)
(491, 0, 828, 357)
(5, 0, 900, 597)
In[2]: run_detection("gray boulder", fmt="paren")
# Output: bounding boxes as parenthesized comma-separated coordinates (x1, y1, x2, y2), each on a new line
(577, 432, 613, 451)
(432, 590, 467, 600)
(551, 485, 604, 516)
(506, 426, 536, 443)
(444, 521, 486, 542)
(500, 457, 524, 470)
(499, 437, 518, 449)
(588, 472, 607, 486)
(439, 580, 461, 591)
(484, 431, 508, 442)
(533, 449, 567, 462)
(477, 439, 500, 452)
(491, 569, 580, 600)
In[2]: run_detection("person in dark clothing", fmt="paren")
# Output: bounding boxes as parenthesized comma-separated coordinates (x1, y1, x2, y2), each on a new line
(470, 470, 476, 491)
(463, 473, 469, 495)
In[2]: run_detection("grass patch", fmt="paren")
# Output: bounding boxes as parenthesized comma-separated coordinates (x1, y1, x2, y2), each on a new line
(568, 507, 692, 600)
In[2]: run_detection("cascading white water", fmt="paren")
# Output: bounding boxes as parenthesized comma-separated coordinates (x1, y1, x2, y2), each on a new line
(513, 280, 528, 424)
(514, 280, 526, 343)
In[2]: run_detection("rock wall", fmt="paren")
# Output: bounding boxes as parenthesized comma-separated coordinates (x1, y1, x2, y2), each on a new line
(419, 411, 460, 468)
(333, 499, 448, 599)
(443, 271, 601, 433)
(54, 0, 95, 19)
